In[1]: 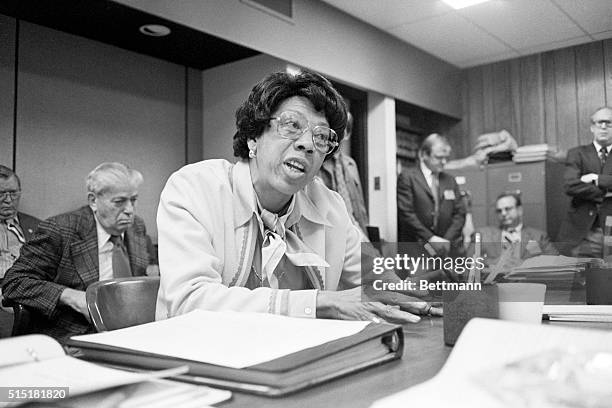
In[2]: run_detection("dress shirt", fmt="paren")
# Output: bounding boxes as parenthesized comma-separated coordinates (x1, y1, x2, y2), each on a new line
(94, 215, 124, 281)
(0, 217, 24, 278)
(593, 141, 612, 157)
(501, 223, 523, 244)
(419, 161, 435, 190)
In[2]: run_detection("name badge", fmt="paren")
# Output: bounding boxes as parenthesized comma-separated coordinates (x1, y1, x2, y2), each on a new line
(443, 189, 456, 200)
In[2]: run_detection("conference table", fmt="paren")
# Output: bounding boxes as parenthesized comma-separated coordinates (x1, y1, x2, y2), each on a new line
(225, 281, 611, 408)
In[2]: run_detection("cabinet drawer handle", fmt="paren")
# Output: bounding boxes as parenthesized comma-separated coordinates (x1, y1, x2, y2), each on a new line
(508, 172, 522, 183)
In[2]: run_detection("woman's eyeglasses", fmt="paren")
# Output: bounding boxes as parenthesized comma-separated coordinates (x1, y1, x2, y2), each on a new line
(269, 111, 339, 154)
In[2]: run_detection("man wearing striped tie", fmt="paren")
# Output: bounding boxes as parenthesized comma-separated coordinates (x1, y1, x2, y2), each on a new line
(2, 162, 150, 343)
(472, 192, 557, 270)
(0, 165, 40, 281)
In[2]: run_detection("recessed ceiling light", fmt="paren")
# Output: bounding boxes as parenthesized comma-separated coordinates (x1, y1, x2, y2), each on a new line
(139, 24, 171, 37)
(442, 0, 491, 10)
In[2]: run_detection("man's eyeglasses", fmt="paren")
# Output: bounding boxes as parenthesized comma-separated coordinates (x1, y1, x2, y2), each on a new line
(593, 120, 612, 129)
(269, 111, 339, 155)
(0, 191, 21, 201)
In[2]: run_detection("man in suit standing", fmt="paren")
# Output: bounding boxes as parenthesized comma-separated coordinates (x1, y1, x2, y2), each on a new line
(0, 165, 41, 280)
(558, 106, 612, 257)
(2, 162, 150, 343)
(397, 134, 466, 257)
(473, 192, 557, 269)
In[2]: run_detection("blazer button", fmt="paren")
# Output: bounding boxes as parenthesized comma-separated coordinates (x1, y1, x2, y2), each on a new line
(589, 210, 594, 216)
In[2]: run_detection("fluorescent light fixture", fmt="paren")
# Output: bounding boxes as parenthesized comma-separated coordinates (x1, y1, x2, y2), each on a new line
(442, 0, 491, 9)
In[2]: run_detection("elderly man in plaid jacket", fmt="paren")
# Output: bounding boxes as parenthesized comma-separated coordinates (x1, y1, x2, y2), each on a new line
(2, 162, 150, 344)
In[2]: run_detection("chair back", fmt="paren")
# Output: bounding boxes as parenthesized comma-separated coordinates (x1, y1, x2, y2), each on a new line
(86, 276, 160, 332)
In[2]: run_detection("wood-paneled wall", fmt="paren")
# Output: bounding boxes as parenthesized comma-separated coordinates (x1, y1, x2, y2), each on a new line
(461, 39, 612, 152)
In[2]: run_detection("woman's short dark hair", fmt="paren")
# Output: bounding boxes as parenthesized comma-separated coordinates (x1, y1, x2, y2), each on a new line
(233, 70, 347, 159)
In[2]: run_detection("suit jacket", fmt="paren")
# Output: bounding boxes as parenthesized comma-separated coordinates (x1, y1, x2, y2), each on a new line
(2, 206, 149, 343)
(557, 144, 612, 253)
(472, 226, 558, 266)
(397, 166, 466, 247)
(318, 153, 369, 234)
(17, 212, 41, 241)
(156, 159, 362, 320)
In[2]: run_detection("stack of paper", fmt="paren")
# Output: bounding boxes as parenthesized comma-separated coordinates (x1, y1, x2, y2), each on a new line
(543, 305, 612, 323)
(512, 144, 555, 163)
(506, 255, 592, 281)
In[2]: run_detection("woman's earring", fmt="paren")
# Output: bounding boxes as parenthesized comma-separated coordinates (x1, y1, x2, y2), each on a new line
(248, 148, 257, 159)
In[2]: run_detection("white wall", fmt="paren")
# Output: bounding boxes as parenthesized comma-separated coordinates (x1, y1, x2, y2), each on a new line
(367, 94, 397, 241)
(114, 0, 462, 118)
(12, 22, 187, 240)
(0, 15, 15, 166)
(202, 54, 287, 160)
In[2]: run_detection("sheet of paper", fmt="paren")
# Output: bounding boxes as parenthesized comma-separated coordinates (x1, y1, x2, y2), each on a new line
(0, 356, 187, 395)
(72, 310, 370, 369)
(372, 318, 612, 408)
(49, 379, 231, 408)
(0, 335, 65, 368)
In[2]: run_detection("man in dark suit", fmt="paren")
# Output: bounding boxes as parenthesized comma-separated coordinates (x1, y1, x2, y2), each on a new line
(2, 162, 150, 343)
(472, 192, 557, 269)
(558, 106, 612, 257)
(0, 165, 41, 280)
(397, 134, 466, 257)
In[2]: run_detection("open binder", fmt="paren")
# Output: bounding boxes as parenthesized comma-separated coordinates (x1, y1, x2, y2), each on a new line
(67, 310, 404, 396)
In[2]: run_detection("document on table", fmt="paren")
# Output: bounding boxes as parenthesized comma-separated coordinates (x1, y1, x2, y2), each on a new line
(371, 318, 612, 408)
(0, 356, 187, 393)
(72, 310, 370, 369)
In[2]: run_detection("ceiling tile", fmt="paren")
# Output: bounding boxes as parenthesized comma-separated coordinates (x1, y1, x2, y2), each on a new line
(518, 35, 593, 56)
(320, 0, 453, 30)
(552, 0, 612, 36)
(389, 12, 512, 66)
(458, 0, 584, 49)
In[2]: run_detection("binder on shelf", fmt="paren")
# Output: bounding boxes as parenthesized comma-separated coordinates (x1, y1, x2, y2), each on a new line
(67, 310, 403, 397)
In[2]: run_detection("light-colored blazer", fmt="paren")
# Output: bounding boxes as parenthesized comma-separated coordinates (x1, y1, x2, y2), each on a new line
(156, 159, 362, 320)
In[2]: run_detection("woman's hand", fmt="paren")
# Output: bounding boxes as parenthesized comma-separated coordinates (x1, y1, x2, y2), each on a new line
(316, 287, 441, 324)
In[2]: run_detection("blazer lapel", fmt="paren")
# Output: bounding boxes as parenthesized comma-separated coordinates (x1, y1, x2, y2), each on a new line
(586, 144, 603, 173)
(71, 208, 99, 286)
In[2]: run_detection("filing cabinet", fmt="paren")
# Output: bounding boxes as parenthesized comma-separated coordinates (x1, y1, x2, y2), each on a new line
(447, 160, 568, 240)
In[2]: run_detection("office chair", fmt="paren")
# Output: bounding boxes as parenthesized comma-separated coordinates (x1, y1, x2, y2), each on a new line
(86, 276, 160, 332)
(2, 298, 36, 336)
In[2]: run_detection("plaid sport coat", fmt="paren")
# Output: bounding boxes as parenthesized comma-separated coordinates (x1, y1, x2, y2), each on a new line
(2, 205, 149, 343)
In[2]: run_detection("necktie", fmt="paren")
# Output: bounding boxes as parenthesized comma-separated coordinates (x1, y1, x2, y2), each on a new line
(502, 228, 521, 258)
(431, 174, 440, 230)
(259, 208, 328, 289)
(600, 147, 608, 170)
(6, 220, 26, 244)
(110, 235, 131, 278)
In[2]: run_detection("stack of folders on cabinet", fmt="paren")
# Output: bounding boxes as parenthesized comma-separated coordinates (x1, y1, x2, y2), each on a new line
(512, 144, 555, 163)
(371, 318, 612, 408)
(67, 310, 403, 397)
(0, 334, 231, 407)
